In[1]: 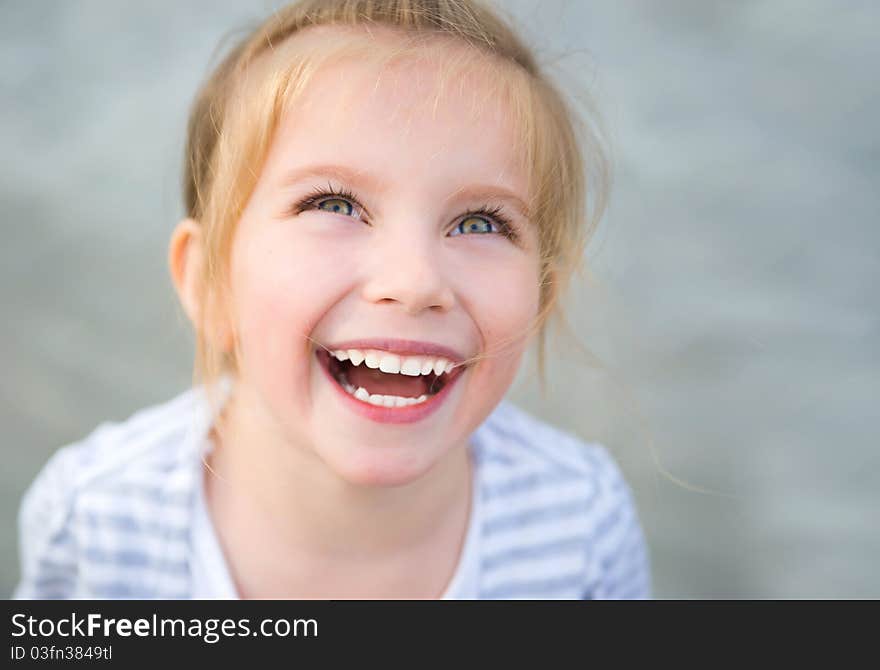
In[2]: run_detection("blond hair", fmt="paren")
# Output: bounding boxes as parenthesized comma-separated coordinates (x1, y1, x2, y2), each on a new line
(181, 0, 610, 399)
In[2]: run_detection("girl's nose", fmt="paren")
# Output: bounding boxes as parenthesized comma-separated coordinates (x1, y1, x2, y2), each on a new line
(360, 232, 455, 315)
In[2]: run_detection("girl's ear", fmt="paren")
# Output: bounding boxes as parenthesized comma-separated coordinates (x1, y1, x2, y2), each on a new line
(168, 217, 204, 326)
(168, 218, 235, 353)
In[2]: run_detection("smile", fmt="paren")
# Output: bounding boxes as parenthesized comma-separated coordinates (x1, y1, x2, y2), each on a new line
(315, 347, 468, 424)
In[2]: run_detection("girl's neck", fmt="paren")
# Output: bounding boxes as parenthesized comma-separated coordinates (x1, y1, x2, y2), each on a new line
(202, 384, 474, 561)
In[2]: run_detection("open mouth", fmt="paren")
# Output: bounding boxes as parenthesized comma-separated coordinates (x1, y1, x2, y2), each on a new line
(315, 348, 460, 407)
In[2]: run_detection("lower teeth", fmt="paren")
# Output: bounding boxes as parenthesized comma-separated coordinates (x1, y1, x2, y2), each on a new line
(328, 357, 433, 408)
(341, 382, 428, 407)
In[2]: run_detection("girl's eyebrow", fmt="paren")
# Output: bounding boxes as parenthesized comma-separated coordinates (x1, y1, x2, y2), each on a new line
(280, 163, 530, 219)
(280, 163, 389, 194)
(444, 184, 531, 220)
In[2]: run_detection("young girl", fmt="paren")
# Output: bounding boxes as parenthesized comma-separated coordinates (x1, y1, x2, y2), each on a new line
(14, 0, 650, 599)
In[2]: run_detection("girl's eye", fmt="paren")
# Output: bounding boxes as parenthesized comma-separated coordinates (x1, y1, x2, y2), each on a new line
(291, 185, 365, 221)
(450, 207, 518, 242)
(317, 198, 354, 216)
(451, 215, 498, 237)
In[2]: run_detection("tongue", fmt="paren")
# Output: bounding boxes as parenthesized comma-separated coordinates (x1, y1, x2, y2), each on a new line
(346, 365, 431, 398)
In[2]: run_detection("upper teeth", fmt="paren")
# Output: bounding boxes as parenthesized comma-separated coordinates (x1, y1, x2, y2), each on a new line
(331, 348, 456, 376)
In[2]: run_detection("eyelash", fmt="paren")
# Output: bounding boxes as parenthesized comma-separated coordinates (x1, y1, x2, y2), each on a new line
(290, 184, 520, 242)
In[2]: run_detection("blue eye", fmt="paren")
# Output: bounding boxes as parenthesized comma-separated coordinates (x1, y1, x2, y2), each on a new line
(291, 184, 365, 221)
(317, 198, 354, 216)
(451, 215, 497, 237)
(450, 206, 517, 241)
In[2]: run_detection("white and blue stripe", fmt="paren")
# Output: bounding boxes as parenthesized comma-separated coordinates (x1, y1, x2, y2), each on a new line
(13, 382, 651, 599)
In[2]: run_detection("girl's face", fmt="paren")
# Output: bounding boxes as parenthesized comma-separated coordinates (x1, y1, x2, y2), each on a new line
(226, 42, 540, 487)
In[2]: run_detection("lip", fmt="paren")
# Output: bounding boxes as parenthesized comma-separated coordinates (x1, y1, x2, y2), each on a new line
(315, 348, 467, 424)
(321, 337, 469, 364)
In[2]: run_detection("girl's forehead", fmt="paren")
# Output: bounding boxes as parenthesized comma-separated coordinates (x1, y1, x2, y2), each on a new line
(309, 59, 507, 133)
(263, 46, 529, 194)
(275, 24, 517, 104)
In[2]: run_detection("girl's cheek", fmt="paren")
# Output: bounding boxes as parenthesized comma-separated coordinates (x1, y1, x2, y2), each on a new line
(237, 221, 345, 292)
(476, 256, 540, 322)
(231, 230, 360, 358)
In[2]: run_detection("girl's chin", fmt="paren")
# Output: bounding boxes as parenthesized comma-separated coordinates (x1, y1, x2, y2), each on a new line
(316, 442, 438, 489)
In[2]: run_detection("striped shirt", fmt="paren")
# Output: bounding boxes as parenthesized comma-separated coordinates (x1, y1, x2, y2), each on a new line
(13, 380, 651, 599)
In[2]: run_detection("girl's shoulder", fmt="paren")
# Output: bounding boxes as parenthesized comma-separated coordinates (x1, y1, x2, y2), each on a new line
(13, 387, 204, 598)
(27, 386, 203, 498)
(471, 399, 652, 599)
(477, 398, 628, 487)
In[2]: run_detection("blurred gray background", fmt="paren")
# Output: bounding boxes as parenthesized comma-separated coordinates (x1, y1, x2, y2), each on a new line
(2, 1, 877, 598)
